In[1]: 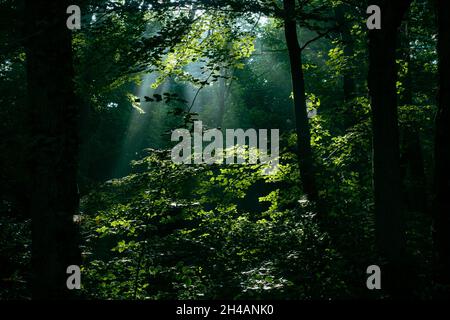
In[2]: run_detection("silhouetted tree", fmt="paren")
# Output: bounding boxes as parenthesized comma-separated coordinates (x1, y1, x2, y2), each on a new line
(367, 0, 412, 296)
(25, 0, 81, 299)
(283, 0, 319, 203)
(433, 0, 450, 297)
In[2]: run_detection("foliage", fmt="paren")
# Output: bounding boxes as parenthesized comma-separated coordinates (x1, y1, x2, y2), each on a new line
(0, 0, 441, 300)
(81, 149, 350, 299)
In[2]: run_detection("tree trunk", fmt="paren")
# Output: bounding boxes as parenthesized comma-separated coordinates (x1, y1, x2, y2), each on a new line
(433, 0, 450, 295)
(367, 0, 411, 296)
(25, 0, 81, 299)
(283, 0, 319, 203)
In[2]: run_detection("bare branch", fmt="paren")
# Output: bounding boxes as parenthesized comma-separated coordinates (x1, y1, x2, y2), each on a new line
(300, 26, 339, 51)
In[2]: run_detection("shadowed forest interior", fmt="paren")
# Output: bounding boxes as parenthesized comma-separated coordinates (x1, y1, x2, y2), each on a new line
(1, 0, 450, 300)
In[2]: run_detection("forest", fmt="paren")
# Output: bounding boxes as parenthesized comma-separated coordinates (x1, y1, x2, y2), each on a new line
(0, 0, 449, 301)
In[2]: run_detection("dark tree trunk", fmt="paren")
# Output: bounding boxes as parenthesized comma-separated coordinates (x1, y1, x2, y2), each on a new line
(367, 0, 412, 296)
(283, 0, 319, 203)
(433, 0, 450, 295)
(25, 0, 81, 299)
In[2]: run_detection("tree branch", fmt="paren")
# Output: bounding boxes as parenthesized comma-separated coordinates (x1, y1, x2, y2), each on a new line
(300, 26, 338, 51)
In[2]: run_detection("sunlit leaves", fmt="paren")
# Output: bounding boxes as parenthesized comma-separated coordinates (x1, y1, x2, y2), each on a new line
(152, 12, 256, 88)
(81, 146, 345, 299)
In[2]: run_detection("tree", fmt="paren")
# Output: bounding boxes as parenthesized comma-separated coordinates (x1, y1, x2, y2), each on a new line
(25, 0, 81, 299)
(367, 0, 412, 296)
(282, 0, 319, 203)
(433, 0, 450, 296)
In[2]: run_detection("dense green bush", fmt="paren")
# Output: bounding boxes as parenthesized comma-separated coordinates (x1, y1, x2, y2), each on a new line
(81, 148, 353, 299)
